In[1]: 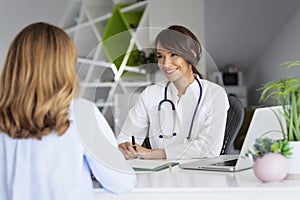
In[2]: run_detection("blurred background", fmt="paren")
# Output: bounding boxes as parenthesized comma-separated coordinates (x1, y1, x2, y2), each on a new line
(1, 0, 300, 139)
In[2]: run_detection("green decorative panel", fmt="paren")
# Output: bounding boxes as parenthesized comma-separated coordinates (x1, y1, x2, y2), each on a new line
(102, 3, 145, 71)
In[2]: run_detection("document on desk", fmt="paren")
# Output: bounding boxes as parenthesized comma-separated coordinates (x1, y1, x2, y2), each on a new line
(127, 159, 179, 171)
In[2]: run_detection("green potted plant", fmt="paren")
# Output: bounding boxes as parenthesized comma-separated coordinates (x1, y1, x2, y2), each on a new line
(246, 137, 291, 182)
(259, 60, 300, 177)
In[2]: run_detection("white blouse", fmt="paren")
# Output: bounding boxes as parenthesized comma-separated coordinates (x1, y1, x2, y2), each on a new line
(0, 98, 136, 200)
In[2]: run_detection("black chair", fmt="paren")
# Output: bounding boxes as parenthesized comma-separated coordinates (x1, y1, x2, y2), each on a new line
(220, 94, 245, 155)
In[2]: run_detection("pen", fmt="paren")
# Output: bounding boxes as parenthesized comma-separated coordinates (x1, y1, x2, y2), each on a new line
(132, 135, 137, 151)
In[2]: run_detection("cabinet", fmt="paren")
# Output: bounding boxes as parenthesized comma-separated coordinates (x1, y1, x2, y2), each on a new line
(225, 86, 248, 107)
(61, 0, 152, 122)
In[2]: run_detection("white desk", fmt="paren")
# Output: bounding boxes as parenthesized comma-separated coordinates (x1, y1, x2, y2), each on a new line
(94, 161, 300, 200)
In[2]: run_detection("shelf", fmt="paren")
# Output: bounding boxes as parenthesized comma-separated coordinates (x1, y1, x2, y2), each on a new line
(77, 57, 116, 69)
(63, 0, 150, 116)
(80, 82, 115, 88)
(120, 81, 152, 87)
(80, 81, 152, 88)
(119, 1, 148, 13)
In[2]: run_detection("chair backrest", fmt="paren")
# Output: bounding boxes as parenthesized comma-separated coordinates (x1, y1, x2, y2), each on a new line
(220, 94, 245, 155)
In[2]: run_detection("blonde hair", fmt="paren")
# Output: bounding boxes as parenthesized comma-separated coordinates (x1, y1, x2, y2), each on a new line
(0, 22, 80, 139)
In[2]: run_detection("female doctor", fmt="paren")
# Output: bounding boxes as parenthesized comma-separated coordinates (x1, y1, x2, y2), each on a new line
(117, 25, 229, 160)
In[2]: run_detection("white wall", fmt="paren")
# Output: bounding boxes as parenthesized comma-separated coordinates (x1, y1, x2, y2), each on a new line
(1, 0, 300, 107)
(246, 7, 300, 105)
(0, 0, 72, 68)
(148, 0, 206, 75)
(204, 0, 300, 71)
(148, 0, 205, 44)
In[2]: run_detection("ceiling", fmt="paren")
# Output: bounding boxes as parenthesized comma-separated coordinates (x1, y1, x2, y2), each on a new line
(204, 0, 300, 71)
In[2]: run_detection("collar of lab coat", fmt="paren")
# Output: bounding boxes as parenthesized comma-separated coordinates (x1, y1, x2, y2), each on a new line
(167, 74, 201, 100)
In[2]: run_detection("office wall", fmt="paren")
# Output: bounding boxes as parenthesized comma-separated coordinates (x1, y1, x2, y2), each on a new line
(246, 7, 300, 105)
(1, 0, 300, 107)
(149, 0, 205, 44)
(203, 0, 299, 71)
(0, 0, 71, 68)
(148, 0, 205, 75)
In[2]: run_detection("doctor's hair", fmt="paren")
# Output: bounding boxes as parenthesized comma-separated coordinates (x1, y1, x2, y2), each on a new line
(155, 25, 203, 79)
(0, 22, 80, 139)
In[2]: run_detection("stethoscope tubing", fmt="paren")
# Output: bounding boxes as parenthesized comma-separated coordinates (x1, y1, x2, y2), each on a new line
(158, 81, 175, 111)
(187, 77, 202, 139)
(158, 76, 202, 140)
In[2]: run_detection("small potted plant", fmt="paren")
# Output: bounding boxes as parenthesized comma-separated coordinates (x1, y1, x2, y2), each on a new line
(259, 60, 300, 177)
(246, 137, 292, 182)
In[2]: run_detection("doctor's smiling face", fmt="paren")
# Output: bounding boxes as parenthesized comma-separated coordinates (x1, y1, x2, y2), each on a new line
(155, 25, 203, 89)
(156, 42, 194, 83)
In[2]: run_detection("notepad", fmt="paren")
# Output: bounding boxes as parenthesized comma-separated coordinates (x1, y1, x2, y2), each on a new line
(127, 159, 179, 171)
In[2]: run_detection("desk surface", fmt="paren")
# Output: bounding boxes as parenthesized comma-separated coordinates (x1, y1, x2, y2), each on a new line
(94, 160, 300, 200)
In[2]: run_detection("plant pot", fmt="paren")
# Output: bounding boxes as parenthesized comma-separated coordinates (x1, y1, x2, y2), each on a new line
(253, 153, 288, 182)
(287, 141, 300, 179)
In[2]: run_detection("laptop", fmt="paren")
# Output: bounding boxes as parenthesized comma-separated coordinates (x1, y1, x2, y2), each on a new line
(179, 106, 285, 172)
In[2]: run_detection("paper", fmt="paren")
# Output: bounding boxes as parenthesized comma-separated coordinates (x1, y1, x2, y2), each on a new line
(127, 159, 179, 171)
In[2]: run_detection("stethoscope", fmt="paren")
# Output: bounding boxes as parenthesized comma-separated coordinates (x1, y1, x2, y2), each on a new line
(158, 76, 202, 140)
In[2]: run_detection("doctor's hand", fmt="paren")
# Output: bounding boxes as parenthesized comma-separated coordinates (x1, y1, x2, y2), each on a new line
(137, 147, 166, 159)
(118, 142, 166, 160)
(118, 142, 140, 159)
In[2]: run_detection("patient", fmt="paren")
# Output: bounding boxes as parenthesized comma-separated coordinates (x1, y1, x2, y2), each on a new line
(0, 22, 136, 200)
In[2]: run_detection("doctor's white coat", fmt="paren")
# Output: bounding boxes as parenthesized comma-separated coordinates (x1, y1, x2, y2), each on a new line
(116, 78, 229, 160)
